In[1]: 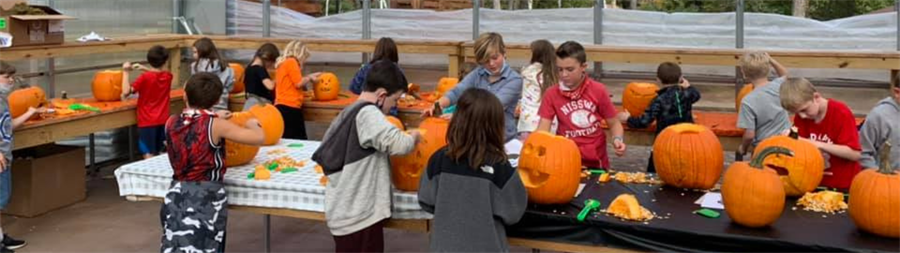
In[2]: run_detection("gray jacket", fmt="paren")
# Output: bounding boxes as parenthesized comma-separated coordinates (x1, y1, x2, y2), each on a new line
(859, 97, 900, 170)
(191, 59, 234, 111)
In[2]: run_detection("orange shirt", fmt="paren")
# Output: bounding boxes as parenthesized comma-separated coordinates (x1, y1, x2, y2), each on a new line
(275, 57, 304, 108)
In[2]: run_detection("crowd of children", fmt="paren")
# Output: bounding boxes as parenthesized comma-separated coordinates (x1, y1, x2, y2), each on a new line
(0, 32, 896, 252)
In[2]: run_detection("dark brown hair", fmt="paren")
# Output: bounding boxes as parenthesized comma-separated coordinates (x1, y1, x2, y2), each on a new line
(370, 37, 399, 64)
(185, 72, 224, 109)
(363, 60, 408, 94)
(530, 40, 559, 93)
(249, 43, 280, 69)
(446, 88, 507, 169)
(556, 41, 587, 64)
(656, 62, 682, 85)
(193, 37, 226, 72)
(0, 61, 15, 76)
(147, 45, 170, 68)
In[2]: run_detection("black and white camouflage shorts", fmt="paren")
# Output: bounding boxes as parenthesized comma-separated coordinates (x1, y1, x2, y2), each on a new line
(160, 181, 228, 253)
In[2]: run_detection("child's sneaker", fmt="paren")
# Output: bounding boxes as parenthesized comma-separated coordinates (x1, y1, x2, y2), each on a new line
(1, 235, 24, 250)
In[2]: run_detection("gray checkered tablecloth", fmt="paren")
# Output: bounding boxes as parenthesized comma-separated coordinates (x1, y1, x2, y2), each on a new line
(114, 139, 432, 219)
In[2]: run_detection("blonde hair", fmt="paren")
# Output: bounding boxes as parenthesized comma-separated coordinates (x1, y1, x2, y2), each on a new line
(780, 77, 817, 112)
(474, 32, 505, 64)
(739, 52, 771, 81)
(276, 40, 311, 68)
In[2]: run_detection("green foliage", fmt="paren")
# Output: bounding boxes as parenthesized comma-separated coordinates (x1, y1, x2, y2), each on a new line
(321, 0, 359, 15)
(637, 0, 895, 20)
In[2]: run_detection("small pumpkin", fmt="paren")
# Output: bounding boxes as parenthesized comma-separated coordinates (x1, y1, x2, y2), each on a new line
(91, 70, 123, 101)
(386, 116, 404, 130)
(224, 111, 260, 167)
(753, 127, 825, 197)
(518, 131, 582, 204)
(722, 146, 792, 228)
(390, 117, 449, 191)
(653, 123, 724, 190)
(849, 142, 900, 238)
(254, 165, 271, 180)
(248, 103, 285, 145)
(229, 63, 246, 94)
(735, 83, 754, 111)
(435, 77, 459, 98)
(622, 82, 659, 117)
(314, 72, 340, 101)
(606, 194, 653, 221)
(9, 86, 46, 118)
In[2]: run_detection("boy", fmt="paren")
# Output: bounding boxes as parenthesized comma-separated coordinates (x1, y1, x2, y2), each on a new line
(736, 52, 790, 157)
(780, 77, 861, 191)
(617, 62, 700, 173)
(0, 61, 40, 253)
(858, 73, 899, 170)
(312, 60, 421, 252)
(121, 45, 173, 159)
(536, 41, 626, 169)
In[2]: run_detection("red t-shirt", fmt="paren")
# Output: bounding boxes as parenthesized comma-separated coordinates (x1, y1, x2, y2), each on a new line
(538, 77, 617, 168)
(133, 71, 173, 127)
(794, 99, 861, 190)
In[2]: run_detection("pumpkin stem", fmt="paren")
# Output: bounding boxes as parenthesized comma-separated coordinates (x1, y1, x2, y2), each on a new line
(788, 126, 799, 139)
(750, 146, 794, 169)
(877, 141, 893, 174)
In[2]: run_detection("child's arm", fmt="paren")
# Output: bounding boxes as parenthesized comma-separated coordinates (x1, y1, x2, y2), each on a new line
(357, 106, 420, 155)
(805, 139, 861, 161)
(858, 114, 886, 168)
(535, 91, 557, 133)
(536, 118, 553, 133)
(768, 54, 789, 78)
(491, 165, 528, 225)
(606, 116, 627, 157)
(623, 98, 661, 129)
(348, 65, 367, 95)
(736, 102, 757, 155)
(121, 62, 133, 100)
(12, 107, 42, 129)
(262, 78, 275, 91)
(212, 117, 265, 146)
(679, 78, 701, 104)
(297, 72, 321, 90)
(417, 152, 441, 214)
(739, 130, 756, 156)
(425, 71, 477, 117)
(494, 78, 524, 115)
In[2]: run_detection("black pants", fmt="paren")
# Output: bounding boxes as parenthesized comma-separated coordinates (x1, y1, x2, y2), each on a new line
(276, 104, 308, 140)
(333, 220, 385, 253)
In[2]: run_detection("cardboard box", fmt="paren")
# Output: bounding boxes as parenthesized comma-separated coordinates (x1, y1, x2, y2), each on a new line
(0, 0, 73, 47)
(5, 144, 86, 217)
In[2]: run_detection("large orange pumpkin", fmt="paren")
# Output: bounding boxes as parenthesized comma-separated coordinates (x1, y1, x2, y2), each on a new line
(9, 86, 46, 118)
(518, 131, 582, 204)
(722, 146, 792, 228)
(622, 82, 659, 117)
(653, 123, 724, 190)
(92, 70, 123, 101)
(229, 63, 245, 94)
(849, 142, 900, 238)
(386, 116, 404, 130)
(248, 103, 284, 145)
(753, 128, 825, 197)
(435, 77, 459, 98)
(224, 111, 260, 166)
(735, 83, 754, 111)
(314, 72, 340, 101)
(390, 117, 449, 191)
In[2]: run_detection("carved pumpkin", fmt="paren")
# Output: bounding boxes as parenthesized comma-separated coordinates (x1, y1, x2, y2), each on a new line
(224, 111, 260, 167)
(9, 86, 46, 118)
(518, 131, 582, 204)
(229, 63, 245, 94)
(606, 194, 653, 221)
(736, 83, 754, 112)
(248, 103, 285, 145)
(722, 146, 792, 228)
(314, 72, 340, 101)
(390, 117, 449, 191)
(435, 77, 459, 98)
(653, 123, 724, 190)
(849, 142, 900, 238)
(622, 82, 659, 117)
(753, 128, 825, 197)
(386, 116, 404, 130)
(91, 70, 123, 101)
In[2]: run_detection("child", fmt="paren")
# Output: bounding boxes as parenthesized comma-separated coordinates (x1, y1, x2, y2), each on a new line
(312, 60, 421, 252)
(736, 52, 790, 157)
(617, 62, 700, 173)
(121, 45, 174, 159)
(424, 32, 523, 142)
(517, 39, 559, 140)
(275, 40, 321, 140)
(350, 37, 401, 95)
(418, 88, 527, 252)
(0, 61, 42, 252)
(858, 73, 900, 170)
(191, 37, 234, 114)
(780, 77, 861, 191)
(242, 43, 280, 110)
(160, 72, 264, 253)
(536, 41, 626, 169)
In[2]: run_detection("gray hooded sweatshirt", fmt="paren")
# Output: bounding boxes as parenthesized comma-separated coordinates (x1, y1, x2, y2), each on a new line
(191, 59, 234, 111)
(859, 97, 900, 170)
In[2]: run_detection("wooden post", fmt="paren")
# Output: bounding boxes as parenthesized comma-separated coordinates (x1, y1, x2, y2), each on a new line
(169, 47, 183, 88)
(448, 53, 463, 78)
(891, 69, 899, 90)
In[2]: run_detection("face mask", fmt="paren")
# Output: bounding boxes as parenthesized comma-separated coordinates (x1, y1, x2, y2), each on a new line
(0, 83, 13, 94)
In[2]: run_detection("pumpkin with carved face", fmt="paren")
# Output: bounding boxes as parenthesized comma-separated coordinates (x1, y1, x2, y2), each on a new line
(517, 131, 582, 204)
(752, 128, 825, 197)
(314, 72, 340, 101)
(224, 111, 260, 166)
(229, 63, 245, 94)
(92, 70, 123, 101)
(622, 82, 659, 117)
(390, 117, 449, 191)
(9, 86, 46, 118)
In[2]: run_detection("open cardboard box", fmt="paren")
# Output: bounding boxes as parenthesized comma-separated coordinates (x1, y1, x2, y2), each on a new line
(0, 0, 73, 47)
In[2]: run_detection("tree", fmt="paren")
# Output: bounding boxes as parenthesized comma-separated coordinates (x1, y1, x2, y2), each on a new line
(793, 0, 808, 17)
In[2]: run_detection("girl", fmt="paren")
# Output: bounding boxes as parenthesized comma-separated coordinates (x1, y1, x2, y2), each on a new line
(161, 73, 264, 253)
(418, 88, 527, 252)
(517, 39, 559, 140)
(349, 37, 400, 95)
(275, 40, 321, 140)
(191, 37, 235, 113)
(242, 43, 280, 110)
